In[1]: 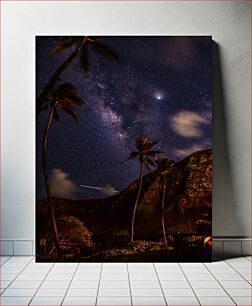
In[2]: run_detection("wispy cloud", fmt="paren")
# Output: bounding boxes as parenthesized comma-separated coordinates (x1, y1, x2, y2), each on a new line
(173, 141, 211, 159)
(50, 169, 77, 198)
(169, 111, 211, 138)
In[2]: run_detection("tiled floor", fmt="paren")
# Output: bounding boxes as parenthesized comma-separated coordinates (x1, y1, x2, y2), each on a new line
(0, 256, 251, 305)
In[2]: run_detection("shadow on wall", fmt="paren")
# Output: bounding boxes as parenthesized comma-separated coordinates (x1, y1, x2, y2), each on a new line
(212, 42, 246, 242)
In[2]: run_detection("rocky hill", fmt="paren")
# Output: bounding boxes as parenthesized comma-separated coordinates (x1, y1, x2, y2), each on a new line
(37, 149, 212, 251)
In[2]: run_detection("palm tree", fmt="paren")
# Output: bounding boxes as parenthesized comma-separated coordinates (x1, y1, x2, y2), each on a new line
(124, 137, 162, 242)
(37, 36, 118, 116)
(42, 83, 85, 260)
(156, 158, 176, 246)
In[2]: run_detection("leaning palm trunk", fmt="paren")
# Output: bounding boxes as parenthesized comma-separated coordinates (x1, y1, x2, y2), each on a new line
(130, 162, 145, 243)
(37, 37, 87, 116)
(42, 104, 61, 260)
(161, 176, 167, 246)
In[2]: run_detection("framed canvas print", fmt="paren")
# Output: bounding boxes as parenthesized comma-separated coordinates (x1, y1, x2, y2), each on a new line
(36, 36, 212, 262)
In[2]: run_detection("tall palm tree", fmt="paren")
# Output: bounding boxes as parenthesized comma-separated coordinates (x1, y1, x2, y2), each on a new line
(42, 83, 85, 260)
(156, 158, 176, 246)
(37, 36, 118, 116)
(124, 137, 162, 242)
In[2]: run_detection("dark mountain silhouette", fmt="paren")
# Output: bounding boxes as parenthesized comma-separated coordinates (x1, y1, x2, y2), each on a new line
(37, 149, 212, 255)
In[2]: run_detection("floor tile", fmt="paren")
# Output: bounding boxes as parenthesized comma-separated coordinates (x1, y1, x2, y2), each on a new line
(128, 267, 155, 273)
(0, 296, 32, 305)
(205, 261, 230, 267)
(22, 267, 50, 274)
(45, 273, 73, 281)
(158, 273, 186, 280)
(16, 273, 46, 281)
(214, 273, 245, 281)
(232, 296, 252, 305)
(101, 273, 128, 281)
(2, 261, 27, 268)
(185, 273, 215, 281)
(62, 296, 96, 305)
(189, 280, 221, 288)
(242, 274, 252, 283)
(0, 256, 10, 264)
(228, 262, 252, 268)
(219, 280, 252, 288)
(76, 268, 101, 274)
(198, 296, 235, 305)
(130, 280, 160, 288)
(128, 263, 153, 267)
(182, 267, 209, 274)
(1, 267, 23, 274)
(156, 267, 182, 273)
(132, 296, 165, 305)
(102, 267, 127, 273)
(99, 281, 129, 288)
(40, 280, 71, 288)
(1, 274, 17, 281)
(225, 288, 252, 296)
(79, 263, 102, 267)
(98, 288, 130, 296)
(2, 288, 37, 296)
(27, 263, 53, 268)
(66, 288, 97, 296)
(53, 263, 78, 268)
(8, 280, 42, 289)
(8, 256, 33, 262)
(97, 296, 131, 305)
(194, 288, 228, 296)
(50, 267, 77, 274)
(154, 263, 179, 267)
(160, 280, 190, 288)
(235, 267, 252, 274)
(70, 280, 99, 289)
(227, 257, 250, 263)
(30, 296, 64, 305)
(131, 288, 163, 296)
(180, 263, 205, 267)
(74, 274, 100, 281)
(208, 267, 236, 274)
(35, 287, 67, 296)
(165, 296, 200, 305)
(163, 288, 195, 296)
(0, 280, 12, 288)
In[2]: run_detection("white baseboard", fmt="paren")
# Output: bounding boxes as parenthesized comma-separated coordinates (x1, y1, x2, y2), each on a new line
(0, 238, 251, 258)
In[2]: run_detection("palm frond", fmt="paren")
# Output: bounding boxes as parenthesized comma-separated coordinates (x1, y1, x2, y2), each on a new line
(80, 48, 89, 75)
(145, 157, 156, 168)
(146, 150, 163, 157)
(61, 106, 78, 121)
(90, 41, 118, 61)
(124, 151, 140, 163)
(150, 140, 160, 148)
(53, 37, 80, 54)
(52, 107, 60, 123)
(146, 163, 152, 172)
(136, 137, 149, 152)
(54, 83, 77, 97)
(67, 96, 85, 106)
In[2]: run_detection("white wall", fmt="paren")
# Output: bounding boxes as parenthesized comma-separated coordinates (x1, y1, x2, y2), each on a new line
(1, 1, 251, 240)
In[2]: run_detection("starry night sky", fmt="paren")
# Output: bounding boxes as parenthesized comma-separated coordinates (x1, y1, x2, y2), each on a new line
(36, 36, 212, 200)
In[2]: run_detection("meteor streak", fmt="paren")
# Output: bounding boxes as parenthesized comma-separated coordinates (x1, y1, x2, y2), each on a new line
(80, 185, 102, 190)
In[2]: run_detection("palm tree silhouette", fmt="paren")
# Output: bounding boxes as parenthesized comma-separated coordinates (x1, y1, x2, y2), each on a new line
(156, 158, 176, 246)
(42, 83, 85, 259)
(124, 137, 162, 242)
(37, 36, 118, 116)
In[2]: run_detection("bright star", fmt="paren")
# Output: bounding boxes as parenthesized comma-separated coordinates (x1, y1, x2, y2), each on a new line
(154, 92, 164, 101)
